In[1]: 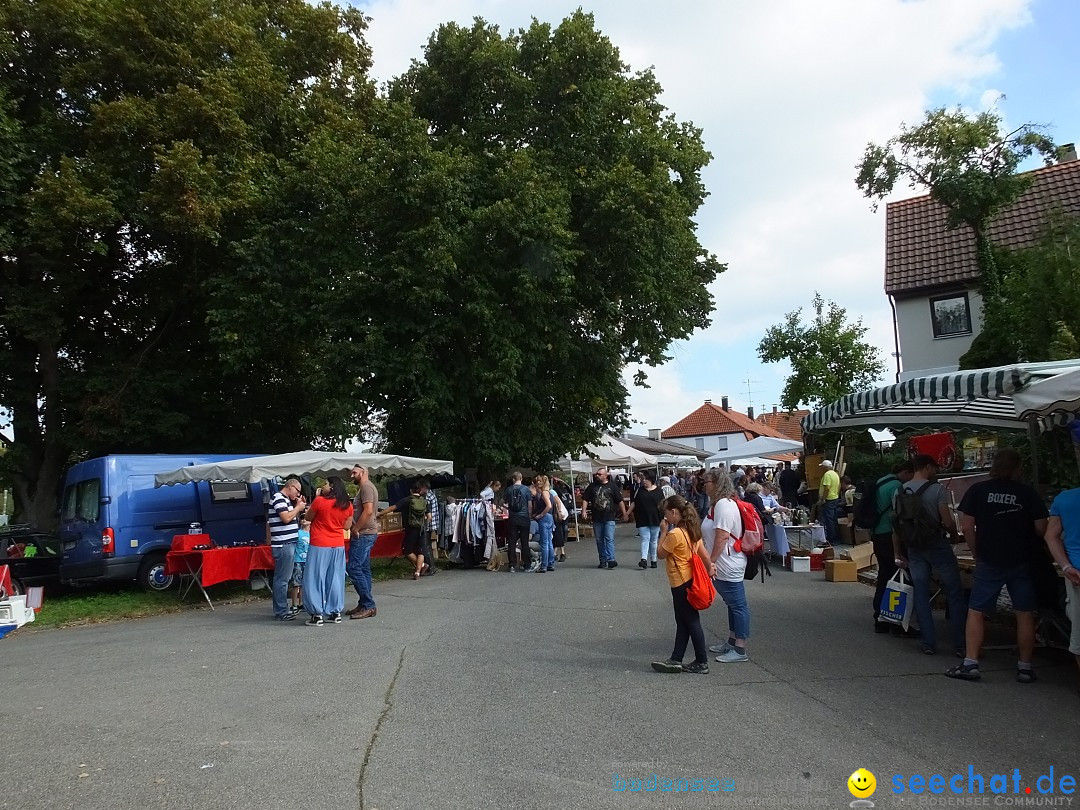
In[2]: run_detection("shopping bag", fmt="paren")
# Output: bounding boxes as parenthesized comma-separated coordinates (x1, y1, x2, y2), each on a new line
(878, 569, 914, 630)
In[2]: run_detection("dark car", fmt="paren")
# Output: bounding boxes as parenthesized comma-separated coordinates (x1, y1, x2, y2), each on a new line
(0, 525, 63, 595)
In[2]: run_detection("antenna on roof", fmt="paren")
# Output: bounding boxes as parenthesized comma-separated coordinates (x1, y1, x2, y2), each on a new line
(743, 377, 761, 412)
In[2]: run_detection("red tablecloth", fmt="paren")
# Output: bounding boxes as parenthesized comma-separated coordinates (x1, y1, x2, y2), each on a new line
(372, 530, 404, 558)
(171, 533, 212, 552)
(165, 546, 274, 587)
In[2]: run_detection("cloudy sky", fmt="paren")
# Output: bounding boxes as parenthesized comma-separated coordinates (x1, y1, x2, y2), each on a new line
(350, 0, 1080, 434)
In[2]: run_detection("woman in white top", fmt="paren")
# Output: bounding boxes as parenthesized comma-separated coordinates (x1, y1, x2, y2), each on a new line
(701, 468, 751, 663)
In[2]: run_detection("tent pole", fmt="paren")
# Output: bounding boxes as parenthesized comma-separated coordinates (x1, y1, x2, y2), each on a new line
(571, 459, 580, 542)
(1027, 417, 1043, 495)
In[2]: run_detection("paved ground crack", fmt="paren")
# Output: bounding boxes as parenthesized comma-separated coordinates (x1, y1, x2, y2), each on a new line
(358, 647, 406, 810)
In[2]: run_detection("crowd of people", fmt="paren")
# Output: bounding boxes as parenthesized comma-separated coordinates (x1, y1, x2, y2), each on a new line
(257, 455, 1080, 693)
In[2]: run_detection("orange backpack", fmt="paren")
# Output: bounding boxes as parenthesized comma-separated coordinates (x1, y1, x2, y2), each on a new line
(685, 534, 716, 610)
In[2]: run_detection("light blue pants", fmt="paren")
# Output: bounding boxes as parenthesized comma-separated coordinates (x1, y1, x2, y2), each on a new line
(302, 545, 346, 617)
(638, 526, 660, 562)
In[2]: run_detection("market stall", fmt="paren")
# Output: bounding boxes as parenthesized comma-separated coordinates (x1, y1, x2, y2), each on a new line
(556, 436, 657, 540)
(703, 436, 803, 467)
(154, 452, 455, 596)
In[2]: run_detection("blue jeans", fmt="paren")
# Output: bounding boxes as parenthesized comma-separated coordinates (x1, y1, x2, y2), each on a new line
(638, 526, 659, 561)
(822, 499, 843, 544)
(594, 520, 616, 564)
(347, 534, 377, 611)
(714, 578, 750, 641)
(537, 513, 555, 570)
(907, 542, 967, 651)
(271, 541, 295, 618)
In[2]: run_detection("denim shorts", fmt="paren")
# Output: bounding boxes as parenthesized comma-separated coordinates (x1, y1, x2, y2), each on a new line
(290, 562, 305, 588)
(968, 560, 1036, 613)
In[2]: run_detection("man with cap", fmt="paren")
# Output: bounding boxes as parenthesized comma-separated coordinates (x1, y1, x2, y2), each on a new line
(817, 459, 842, 546)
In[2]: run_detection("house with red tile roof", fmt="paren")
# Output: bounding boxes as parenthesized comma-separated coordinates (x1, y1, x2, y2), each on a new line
(885, 148, 1080, 380)
(755, 407, 810, 442)
(661, 397, 788, 455)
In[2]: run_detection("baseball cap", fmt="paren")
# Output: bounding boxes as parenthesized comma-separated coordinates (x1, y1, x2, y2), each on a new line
(820, 460, 833, 468)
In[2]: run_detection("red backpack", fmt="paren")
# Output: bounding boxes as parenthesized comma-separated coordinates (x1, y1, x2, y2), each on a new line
(732, 500, 764, 554)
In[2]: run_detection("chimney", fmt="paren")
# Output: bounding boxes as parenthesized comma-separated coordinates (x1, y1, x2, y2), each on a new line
(704, 398, 712, 404)
(1059, 143, 1077, 163)
(721, 396, 729, 411)
(747, 405, 755, 420)
(773, 405, 778, 414)
(648, 428, 661, 441)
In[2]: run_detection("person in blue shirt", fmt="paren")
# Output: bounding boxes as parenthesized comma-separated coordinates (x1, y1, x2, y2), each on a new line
(289, 519, 311, 613)
(1045, 485, 1080, 691)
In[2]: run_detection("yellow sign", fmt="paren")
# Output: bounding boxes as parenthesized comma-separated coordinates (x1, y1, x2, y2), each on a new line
(847, 769, 877, 799)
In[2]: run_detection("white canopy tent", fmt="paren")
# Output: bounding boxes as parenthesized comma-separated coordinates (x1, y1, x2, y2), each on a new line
(154, 451, 454, 487)
(1014, 367, 1080, 422)
(557, 435, 657, 471)
(704, 436, 803, 466)
(654, 454, 702, 467)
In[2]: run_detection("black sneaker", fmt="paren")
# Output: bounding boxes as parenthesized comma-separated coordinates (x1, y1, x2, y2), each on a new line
(306, 614, 324, 627)
(638, 558, 647, 569)
(597, 562, 608, 569)
(874, 621, 892, 634)
(328, 612, 342, 624)
(608, 560, 618, 568)
(274, 612, 297, 621)
(683, 661, 710, 675)
(650, 660, 682, 673)
(650, 561, 657, 569)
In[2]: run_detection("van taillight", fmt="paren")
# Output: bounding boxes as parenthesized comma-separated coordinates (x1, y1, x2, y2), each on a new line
(101, 528, 115, 557)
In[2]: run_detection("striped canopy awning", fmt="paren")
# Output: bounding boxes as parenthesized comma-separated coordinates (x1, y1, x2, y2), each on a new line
(802, 361, 1080, 434)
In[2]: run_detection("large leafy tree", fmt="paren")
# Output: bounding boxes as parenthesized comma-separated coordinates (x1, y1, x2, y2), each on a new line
(757, 293, 885, 410)
(0, 0, 381, 525)
(854, 107, 1056, 367)
(379, 12, 723, 470)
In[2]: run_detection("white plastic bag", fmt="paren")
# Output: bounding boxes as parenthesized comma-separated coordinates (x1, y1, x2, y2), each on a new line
(878, 569, 914, 630)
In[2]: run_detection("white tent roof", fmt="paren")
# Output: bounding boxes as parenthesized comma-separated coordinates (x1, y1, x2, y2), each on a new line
(803, 360, 1080, 434)
(154, 451, 454, 486)
(1014, 367, 1080, 421)
(558, 435, 657, 469)
(704, 436, 803, 465)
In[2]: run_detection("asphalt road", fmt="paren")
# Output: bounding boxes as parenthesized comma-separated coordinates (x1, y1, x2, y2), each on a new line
(3, 524, 1078, 810)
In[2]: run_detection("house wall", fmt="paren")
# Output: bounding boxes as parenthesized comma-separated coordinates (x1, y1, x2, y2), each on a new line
(667, 433, 750, 453)
(895, 288, 984, 380)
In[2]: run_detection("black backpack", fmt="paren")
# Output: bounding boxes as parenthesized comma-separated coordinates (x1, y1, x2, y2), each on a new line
(507, 485, 527, 514)
(852, 475, 896, 530)
(892, 481, 942, 549)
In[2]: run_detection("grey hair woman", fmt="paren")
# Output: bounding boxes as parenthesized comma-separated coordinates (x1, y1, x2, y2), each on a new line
(699, 467, 751, 663)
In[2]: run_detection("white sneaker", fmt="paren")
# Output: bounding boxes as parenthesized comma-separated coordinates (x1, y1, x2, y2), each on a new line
(708, 642, 733, 654)
(716, 649, 748, 663)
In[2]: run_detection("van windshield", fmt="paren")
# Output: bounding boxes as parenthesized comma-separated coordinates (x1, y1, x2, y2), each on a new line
(61, 479, 101, 522)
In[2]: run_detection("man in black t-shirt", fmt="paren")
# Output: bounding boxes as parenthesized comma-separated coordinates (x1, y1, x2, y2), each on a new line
(946, 448, 1048, 684)
(582, 467, 627, 569)
(777, 462, 800, 507)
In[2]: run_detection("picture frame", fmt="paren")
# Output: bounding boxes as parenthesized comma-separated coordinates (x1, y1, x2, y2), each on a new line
(929, 293, 972, 338)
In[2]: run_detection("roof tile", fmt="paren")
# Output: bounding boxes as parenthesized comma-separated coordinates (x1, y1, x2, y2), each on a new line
(755, 410, 810, 441)
(662, 402, 788, 440)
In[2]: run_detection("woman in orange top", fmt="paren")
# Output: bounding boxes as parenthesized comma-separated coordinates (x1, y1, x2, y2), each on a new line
(301, 476, 354, 626)
(652, 495, 713, 674)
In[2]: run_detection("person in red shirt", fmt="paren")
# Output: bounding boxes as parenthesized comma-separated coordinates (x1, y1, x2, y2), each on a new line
(301, 476, 354, 626)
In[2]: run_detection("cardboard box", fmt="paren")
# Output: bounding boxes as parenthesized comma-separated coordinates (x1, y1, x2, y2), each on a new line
(841, 541, 876, 571)
(852, 527, 872, 545)
(377, 512, 402, 533)
(837, 520, 854, 545)
(826, 559, 858, 582)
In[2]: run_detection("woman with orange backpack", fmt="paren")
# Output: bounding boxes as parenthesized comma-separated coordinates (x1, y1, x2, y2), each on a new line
(652, 496, 713, 674)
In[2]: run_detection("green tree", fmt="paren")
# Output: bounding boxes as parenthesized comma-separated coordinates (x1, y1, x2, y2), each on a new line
(757, 293, 885, 410)
(0, 0, 380, 526)
(854, 106, 1057, 367)
(376, 12, 723, 470)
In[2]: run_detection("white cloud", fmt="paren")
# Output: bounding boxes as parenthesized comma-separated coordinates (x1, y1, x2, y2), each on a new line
(351, 0, 1034, 429)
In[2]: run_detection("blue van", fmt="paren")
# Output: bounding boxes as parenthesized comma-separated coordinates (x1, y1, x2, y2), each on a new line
(59, 455, 269, 591)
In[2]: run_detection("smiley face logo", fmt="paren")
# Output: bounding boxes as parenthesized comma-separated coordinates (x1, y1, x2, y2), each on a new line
(848, 768, 876, 798)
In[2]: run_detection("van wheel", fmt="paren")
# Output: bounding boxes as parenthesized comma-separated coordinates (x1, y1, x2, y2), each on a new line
(6, 576, 24, 597)
(138, 553, 174, 592)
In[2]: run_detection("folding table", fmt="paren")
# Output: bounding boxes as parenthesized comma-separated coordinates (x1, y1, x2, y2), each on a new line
(165, 544, 274, 610)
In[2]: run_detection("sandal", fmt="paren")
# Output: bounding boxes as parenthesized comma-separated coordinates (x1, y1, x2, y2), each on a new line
(1016, 667, 1037, 684)
(944, 663, 980, 681)
(412, 571, 421, 580)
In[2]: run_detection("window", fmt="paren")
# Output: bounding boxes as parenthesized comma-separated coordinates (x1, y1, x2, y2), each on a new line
(929, 293, 972, 338)
(716, 436, 728, 451)
(210, 481, 252, 503)
(62, 479, 101, 522)
(695, 438, 705, 451)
